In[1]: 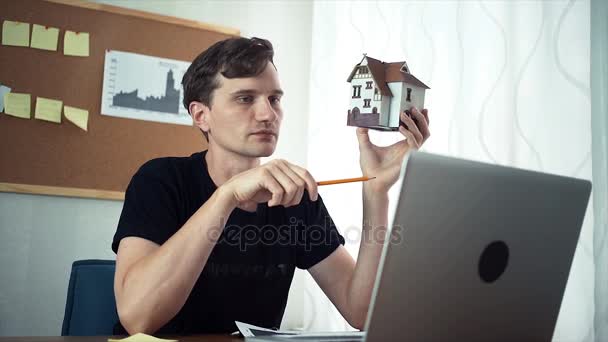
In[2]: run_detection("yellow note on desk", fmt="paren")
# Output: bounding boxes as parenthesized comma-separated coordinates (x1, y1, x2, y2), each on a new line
(31, 24, 59, 51)
(2, 20, 30, 47)
(35, 97, 62, 123)
(108, 333, 178, 342)
(64, 30, 89, 56)
(64, 105, 88, 131)
(3, 92, 31, 119)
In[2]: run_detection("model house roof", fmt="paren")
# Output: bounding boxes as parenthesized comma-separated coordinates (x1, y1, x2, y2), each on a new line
(347, 56, 430, 97)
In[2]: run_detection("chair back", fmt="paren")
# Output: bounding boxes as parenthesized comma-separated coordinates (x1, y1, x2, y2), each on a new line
(61, 259, 118, 336)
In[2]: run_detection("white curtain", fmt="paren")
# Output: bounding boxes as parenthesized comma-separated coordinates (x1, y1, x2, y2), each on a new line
(301, 1, 595, 341)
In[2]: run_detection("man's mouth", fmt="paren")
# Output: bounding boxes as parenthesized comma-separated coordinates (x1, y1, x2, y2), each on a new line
(251, 130, 277, 137)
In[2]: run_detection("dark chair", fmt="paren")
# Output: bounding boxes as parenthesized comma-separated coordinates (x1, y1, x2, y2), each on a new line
(61, 259, 119, 336)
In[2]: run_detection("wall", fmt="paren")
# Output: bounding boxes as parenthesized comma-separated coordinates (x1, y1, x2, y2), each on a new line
(0, 0, 313, 336)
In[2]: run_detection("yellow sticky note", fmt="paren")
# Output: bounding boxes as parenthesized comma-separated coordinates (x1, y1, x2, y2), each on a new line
(35, 97, 62, 123)
(3, 92, 31, 119)
(30, 24, 59, 51)
(2, 20, 30, 47)
(64, 30, 89, 57)
(108, 332, 177, 342)
(64, 105, 88, 131)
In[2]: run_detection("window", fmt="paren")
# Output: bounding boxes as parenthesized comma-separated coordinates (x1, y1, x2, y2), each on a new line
(406, 88, 412, 102)
(359, 66, 369, 74)
(372, 107, 377, 114)
(366, 81, 373, 89)
(352, 85, 362, 98)
(363, 99, 371, 108)
(374, 88, 382, 101)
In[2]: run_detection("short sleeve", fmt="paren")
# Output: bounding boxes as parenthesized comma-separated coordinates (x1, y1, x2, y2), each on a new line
(112, 160, 181, 253)
(295, 195, 345, 269)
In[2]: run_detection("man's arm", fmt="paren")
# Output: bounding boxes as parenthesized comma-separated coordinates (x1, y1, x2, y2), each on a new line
(114, 188, 235, 334)
(310, 107, 430, 330)
(309, 184, 388, 330)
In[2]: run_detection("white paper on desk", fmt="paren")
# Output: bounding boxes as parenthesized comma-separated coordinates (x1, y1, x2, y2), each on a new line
(235, 321, 300, 337)
(235, 321, 365, 340)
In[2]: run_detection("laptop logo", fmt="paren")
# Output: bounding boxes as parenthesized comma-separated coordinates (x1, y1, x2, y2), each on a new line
(478, 241, 509, 283)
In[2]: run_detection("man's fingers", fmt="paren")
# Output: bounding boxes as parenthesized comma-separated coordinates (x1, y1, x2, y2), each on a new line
(356, 127, 371, 148)
(411, 107, 430, 142)
(259, 160, 318, 206)
(275, 161, 307, 206)
(399, 126, 420, 150)
(401, 111, 424, 144)
(261, 169, 284, 207)
(290, 164, 318, 202)
(267, 163, 299, 207)
(421, 108, 429, 125)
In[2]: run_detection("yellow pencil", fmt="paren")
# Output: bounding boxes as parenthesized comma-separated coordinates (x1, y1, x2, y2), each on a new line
(317, 176, 376, 186)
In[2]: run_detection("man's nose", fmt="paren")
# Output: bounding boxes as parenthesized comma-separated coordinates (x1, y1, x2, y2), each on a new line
(254, 98, 278, 122)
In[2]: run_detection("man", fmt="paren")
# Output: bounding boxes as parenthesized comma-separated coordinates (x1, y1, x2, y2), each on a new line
(112, 37, 430, 335)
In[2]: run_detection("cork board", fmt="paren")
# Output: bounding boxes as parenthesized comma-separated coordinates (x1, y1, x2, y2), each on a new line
(0, 0, 238, 200)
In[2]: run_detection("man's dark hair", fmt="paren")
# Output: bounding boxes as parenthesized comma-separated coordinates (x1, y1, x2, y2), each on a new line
(182, 37, 275, 139)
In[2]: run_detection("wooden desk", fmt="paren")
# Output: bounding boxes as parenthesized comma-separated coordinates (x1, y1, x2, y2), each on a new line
(0, 336, 243, 342)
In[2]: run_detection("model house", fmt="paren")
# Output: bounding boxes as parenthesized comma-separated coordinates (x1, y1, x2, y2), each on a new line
(347, 55, 430, 131)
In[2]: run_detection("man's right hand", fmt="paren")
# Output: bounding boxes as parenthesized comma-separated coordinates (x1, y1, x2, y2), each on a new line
(219, 159, 319, 211)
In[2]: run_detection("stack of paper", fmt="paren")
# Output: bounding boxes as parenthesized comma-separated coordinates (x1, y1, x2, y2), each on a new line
(236, 321, 365, 341)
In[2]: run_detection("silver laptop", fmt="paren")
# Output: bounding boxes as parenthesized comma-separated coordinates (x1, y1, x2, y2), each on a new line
(248, 151, 592, 342)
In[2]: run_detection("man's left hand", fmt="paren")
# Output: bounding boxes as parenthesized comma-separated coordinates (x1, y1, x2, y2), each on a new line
(356, 107, 430, 193)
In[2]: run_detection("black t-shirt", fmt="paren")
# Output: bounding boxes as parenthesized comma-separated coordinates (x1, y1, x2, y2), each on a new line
(112, 151, 345, 335)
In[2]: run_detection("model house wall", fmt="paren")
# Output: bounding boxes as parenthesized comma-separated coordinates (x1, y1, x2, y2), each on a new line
(387, 83, 426, 128)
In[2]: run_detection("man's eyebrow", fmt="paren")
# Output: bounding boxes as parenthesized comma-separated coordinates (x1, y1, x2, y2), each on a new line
(230, 89, 284, 96)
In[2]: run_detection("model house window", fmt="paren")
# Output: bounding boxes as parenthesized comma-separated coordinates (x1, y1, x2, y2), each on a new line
(363, 99, 371, 108)
(373, 88, 382, 101)
(372, 107, 377, 113)
(359, 66, 368, 74)
(406, 88, 412, 102)
(366, 81, 373, 89)
(352, 85, 362, 98)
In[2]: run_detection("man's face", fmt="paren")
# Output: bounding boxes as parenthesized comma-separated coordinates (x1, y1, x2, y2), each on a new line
(203, 62, 283, 158)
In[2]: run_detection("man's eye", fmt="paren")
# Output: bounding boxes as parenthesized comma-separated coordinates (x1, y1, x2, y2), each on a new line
(236, 96, 253, 104)
(270, 96, 281, 104)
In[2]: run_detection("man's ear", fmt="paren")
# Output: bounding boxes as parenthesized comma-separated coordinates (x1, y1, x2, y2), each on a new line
(189, 101, 210, 134)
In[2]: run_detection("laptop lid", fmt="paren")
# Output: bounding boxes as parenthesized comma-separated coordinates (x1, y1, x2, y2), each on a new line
(364, 152, 591, 342)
